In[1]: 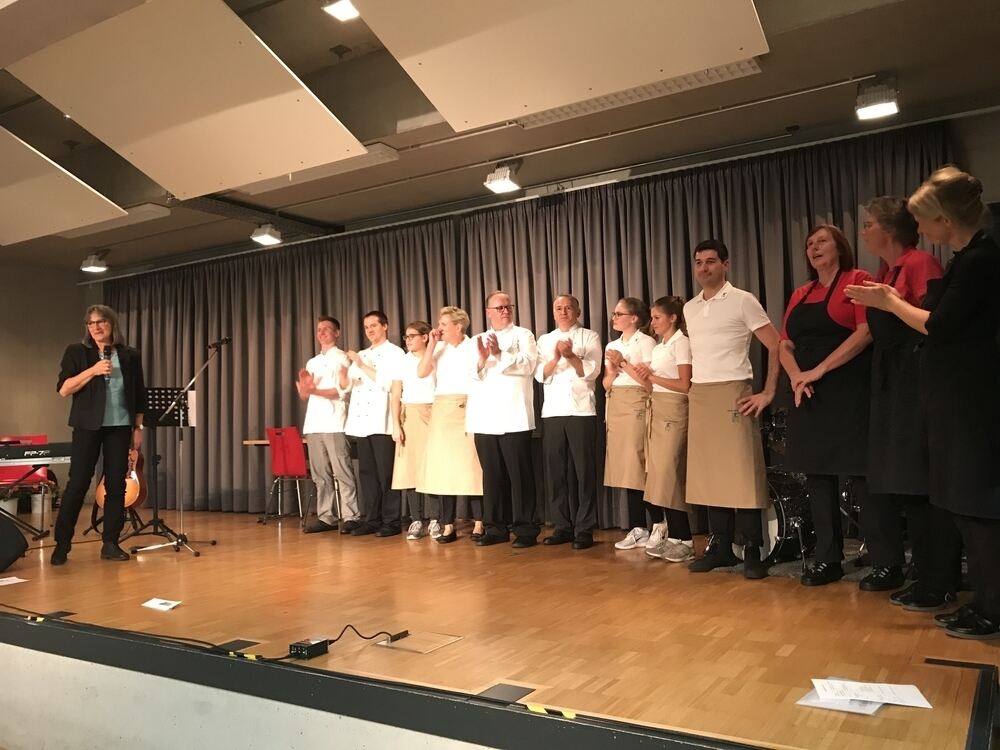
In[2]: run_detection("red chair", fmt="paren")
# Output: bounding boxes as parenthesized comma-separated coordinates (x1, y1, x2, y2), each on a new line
(263, 426, 312, 524)
(0, 434, 53, 524)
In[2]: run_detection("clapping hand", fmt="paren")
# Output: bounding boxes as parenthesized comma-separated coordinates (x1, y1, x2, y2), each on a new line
(555, 339, 574, 359)
(844, 280, 901, 310)
(346, 350, 361, 365)
(632, 363, 652, 382)
(605, 350, 624, 370)
(487, 333, 501, 357)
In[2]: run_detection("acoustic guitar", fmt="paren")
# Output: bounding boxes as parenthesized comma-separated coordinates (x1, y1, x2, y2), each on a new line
(95, 449, 146, 508)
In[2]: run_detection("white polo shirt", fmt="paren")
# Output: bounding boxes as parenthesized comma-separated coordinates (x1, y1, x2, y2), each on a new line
(430, 338, 473, 396)
(302, 347, 350, 435)
(344, 340, 405, 437)
(465, 324, 538, 435)
(393, 351, 435, 405)
(535, 325, 602, 417)
(684, 281, 772, 384)
(604, 330, 656, 388)
(650, 330, 692, 395)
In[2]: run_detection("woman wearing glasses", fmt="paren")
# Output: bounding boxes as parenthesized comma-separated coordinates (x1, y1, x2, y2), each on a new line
(390, 321, 436, 540)
(53, 305, 147, 566)
(603, 297, 657, 550)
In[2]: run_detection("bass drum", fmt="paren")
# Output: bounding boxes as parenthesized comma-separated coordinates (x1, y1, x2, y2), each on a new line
(734, 470, 814, 564)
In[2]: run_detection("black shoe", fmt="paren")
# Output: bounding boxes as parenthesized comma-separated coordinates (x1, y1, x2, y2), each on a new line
(512, 536, 537, 549)
(100, 543, 131, 561)
(470, 532, 484, 542)
(50, 546, 69, 566)
(475, 534, 507, 547)
(340, 520, 362, 535)
(688, 542, 739, 573)
(436, 531, 457, 544)
(304, 519, 337, 534)
(375, 526, 401, 538)
(572, 533, 594, 550)
(900, 586, 957, 612)
(543, 530, 574, 546)
(351, 524, 378, 536)
(859, 566, 905, 592)
(945, 611, 1000, 640)
(889, 581, 920, 605)
(801, 561, 844, 587)
(935, 605, 977, 628)
(742, 545, 768, 580)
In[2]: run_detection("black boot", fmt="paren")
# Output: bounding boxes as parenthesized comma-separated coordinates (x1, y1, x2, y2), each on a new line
(688, 539, 739, 573)
(742, 545, 768, 580)
(100, 542, 130, 561)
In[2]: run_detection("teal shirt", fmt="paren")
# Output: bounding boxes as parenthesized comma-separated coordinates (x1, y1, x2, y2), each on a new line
(102, 349, 131, 427)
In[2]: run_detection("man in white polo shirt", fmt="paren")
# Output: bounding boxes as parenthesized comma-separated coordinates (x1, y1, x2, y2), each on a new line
(345, 310, 406, 537)
(683, 240, 781, 579)
(535, 294, 602, 550)
(297, 316, 360, 534)
(467, 290, 540, 548)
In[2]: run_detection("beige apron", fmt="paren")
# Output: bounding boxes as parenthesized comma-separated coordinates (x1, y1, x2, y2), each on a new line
(417, 395, 483, 496)
(391, 402, 432, 490)
(686, 380, 769, 509)
(643, 391, 689, 510)
(604, 385, 649, 491)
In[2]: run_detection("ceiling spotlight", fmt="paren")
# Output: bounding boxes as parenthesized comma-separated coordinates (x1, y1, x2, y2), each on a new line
(323, 1, 360, 21)
(484, 161, 523, 194)
(856, 76, 898, 121)
(251, 223, 282, 246)
(80, 253, 108, 273)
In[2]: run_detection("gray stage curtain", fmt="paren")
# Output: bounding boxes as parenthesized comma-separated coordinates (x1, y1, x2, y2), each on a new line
(106, 122, 952, 521)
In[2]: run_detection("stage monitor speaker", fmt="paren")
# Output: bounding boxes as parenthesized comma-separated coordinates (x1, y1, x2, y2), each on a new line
(0, 515, 29, 572)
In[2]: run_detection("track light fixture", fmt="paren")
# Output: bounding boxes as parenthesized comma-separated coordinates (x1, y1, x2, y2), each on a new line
(80, 250, 109, 273)
(323, 1, 360, 21)
(251, 223, 282, 246)
(856, 75, 898, 121)
(484, 160, 523, 194)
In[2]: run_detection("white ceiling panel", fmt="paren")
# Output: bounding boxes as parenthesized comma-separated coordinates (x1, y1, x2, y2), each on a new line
(354, 0, 769, 131)
(0, 126, 126, 246)
(8, 0, 367, 200)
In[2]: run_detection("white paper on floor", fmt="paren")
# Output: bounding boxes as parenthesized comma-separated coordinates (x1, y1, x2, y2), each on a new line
(0, 577, 27, 586)
(142, 597, 181, 611)
(811, 678, 932, 709)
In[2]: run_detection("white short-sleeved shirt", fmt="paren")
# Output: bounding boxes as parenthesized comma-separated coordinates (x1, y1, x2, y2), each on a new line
(684, 281, 772, 383)
(650, 330, 692, 395)
(394, 351, 435, 405)
(431, 338, 473, 395)
(344, 340, 405, 437)
(302, 347, 350, 434)
(604, 330, 656, 387)
(535, 325, 602, 417)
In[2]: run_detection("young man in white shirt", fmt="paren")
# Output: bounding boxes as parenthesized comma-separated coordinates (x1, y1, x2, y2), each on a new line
(683, 240, 781, 579)
(297, 316, 360, 534)
(467, 290, 541, 547)
(345, 310, 406, 536)
(535, 294, 602, 550)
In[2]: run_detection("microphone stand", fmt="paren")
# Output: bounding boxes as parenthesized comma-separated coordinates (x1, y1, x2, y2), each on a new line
(132, 340, 226, 556)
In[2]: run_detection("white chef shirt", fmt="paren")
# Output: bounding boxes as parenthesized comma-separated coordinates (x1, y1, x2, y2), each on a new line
(465, 324, 538, 435)
(430, 338, 474, 395)
(344, 340, 405, 437)
(393, 351, 435, 405)
(302, 347, 350, 435)
(605, 330, 656, 387)
(684, 281, 772, 384)
(534, 325, 602, 417)
(650, 330, 692, 395)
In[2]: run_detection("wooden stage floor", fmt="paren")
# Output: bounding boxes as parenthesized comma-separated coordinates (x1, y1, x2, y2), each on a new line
(2, 510, 997, 750)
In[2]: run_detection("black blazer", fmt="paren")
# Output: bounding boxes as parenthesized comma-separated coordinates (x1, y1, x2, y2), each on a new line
(57, 343, 148, 430)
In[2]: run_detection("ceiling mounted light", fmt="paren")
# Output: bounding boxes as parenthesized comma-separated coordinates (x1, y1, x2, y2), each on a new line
(251, 223, 282, 246)
(323, 1, 360, 21)
(856, 76, 898, 121)
(80, 252, 108, 273)
(484, 161, 523, 194)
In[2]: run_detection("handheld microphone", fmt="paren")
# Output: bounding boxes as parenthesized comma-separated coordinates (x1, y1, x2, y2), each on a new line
(207, 336, 232, 350)
(102, 346, 112, 382)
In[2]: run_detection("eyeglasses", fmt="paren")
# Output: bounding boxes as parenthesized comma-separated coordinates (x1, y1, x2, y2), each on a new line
(86, 319, 108, 327)
(488, 304, 516, 313)
(610, 312, 632, 319)
(403, 333, 425, 340)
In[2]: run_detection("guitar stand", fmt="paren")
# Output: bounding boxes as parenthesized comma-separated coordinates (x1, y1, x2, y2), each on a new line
(0, 466, 51, 541)
(83, 504, 145, 539)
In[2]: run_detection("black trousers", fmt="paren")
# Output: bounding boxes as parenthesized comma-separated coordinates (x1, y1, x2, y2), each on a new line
(806, 474, 852, 564)
(952, 513, 1000, 622)
(644, 504, 693, 541)
(56, 426, 131, 546)
(543, 416, 597, 536)
(474, 431, 539, 540)
(863, 493, 963, 592)
(625, 489, 648, 529)
(435, 496, 484, 525)
(708, 506, 763, 546)
(404, 490, 427, 521)
(355, 434, 401, 531)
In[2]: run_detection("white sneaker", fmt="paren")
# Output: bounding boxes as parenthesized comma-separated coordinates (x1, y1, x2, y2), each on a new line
(615, 527, 650, 550)
(645, 540, 669, 559)
(645, 521, 667, 548)
(406, 521, 424, 540)
(428, 520, 442, 539)
(662, 538, 695, 562)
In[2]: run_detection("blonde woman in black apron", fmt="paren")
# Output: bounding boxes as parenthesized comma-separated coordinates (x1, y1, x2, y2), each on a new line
(602, 297, 657, 550)
(779, 225, 873, 586)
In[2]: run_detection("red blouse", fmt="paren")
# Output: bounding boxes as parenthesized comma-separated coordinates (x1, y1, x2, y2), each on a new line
(781, 268, 872, 340)
(874, 248, 943, 307)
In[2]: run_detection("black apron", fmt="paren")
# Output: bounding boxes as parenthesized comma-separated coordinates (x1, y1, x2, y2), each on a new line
(865, 266, 930, 495)
(783, 272, 871, 476)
